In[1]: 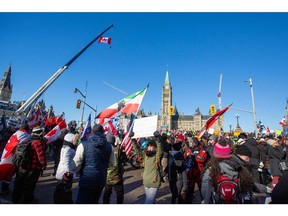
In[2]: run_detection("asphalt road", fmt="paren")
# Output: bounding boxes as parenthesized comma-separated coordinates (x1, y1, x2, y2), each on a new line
(0, 157, 202, 204)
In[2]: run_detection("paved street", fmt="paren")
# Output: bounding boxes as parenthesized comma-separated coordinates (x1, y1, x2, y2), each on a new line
(0, 156, 202, 204)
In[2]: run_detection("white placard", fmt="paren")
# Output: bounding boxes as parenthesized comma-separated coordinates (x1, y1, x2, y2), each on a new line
(208, 128, 214, 135)
(132, 115, 158, 139)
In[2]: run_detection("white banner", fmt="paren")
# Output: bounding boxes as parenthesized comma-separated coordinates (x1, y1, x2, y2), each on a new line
(132, 115, 158, 139)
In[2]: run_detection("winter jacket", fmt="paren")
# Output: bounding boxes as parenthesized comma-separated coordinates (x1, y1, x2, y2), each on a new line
(268, 145, 285, 176)
(271, 169, 288, 204)
(26, 136, 47, 171)
(72, 133, 114, 189)
(201, 159, 240, 203)
(142, 140, 162, 188)
(106, 148, 124, 185)
(243, 138, 260, 169)
(55, 143, 76, 180)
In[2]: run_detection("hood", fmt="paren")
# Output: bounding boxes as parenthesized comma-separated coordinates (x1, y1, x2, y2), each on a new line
(245, 138, 258, 147)
(87, 133, 108, 147)
(219, 160, 240, 180)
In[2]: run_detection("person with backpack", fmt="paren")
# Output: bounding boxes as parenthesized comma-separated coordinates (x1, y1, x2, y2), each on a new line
(103, 134, 124, 204)
(201, 138, 253, 204)
(12, 126, 47, 204)
(166, 139, 188, 204)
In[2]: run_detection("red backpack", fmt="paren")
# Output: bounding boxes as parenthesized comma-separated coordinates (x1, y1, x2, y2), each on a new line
(215, 175, 239, 204)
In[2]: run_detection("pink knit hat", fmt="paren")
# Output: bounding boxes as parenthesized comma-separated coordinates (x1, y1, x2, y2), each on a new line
(213, 142, 232, 158)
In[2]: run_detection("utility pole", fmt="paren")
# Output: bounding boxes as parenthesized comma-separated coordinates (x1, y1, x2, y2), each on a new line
(245, 78, 258, 138)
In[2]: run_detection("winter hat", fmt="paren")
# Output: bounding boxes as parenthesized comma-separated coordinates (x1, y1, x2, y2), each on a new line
(213, 142, 232, 159)
(92, 123, 105, 134)
(238, 132, 248, 139)
(259, 138, 266, 143)
(106, 134, 115, 145)
(173, 139, 182, 151)
(32, 126, 44, 135)
(209, 135, 218, 142)
(235, 145, 252, 157)
(266, 139, 277, 146)
(237, 138, 246, 145)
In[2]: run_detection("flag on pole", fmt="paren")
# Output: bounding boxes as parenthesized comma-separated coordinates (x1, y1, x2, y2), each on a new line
(28, 108, 41, 128)
(121, 114, 136, 158)
(198, 104, 231, 138)
(280, 116, 286, 127)
(80, 114, 92, 141)
(102, 120, 118, 135)
(44, 119, 67, 144)
(96, 86, 148, 120)
(0, 129, 30, 182)
(98, 36, 112, 44)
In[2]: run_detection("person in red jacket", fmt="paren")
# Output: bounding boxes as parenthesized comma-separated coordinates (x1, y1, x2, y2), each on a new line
(12, 126, 47, 204)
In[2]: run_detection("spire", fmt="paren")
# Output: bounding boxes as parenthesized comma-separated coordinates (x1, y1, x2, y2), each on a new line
(2, 65, 12, 90)
(164, 69, 170, 85)
(0, 65, 13, 102)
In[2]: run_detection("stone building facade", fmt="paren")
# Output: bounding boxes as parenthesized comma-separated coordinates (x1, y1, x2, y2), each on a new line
(157, 70, 223, 132)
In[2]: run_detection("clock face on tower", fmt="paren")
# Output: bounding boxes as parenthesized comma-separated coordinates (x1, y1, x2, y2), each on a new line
(165, 85, 169, 90)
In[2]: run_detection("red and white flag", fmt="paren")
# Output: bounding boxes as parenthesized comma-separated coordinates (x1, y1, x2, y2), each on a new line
(121, 133, 133, 158)
(96, 87, 148, 119)
(0, 129, 30, 182)
(55, 112, 65, 124)
(44, 119, 67, 144)
(102, 120, 118, 135)
(28, 108, 41, 128)
(98, 36, 112, 44)
(280, 116, 286, 126)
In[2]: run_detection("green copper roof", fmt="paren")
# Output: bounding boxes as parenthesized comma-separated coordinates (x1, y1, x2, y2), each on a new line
(164, 70, 170, 85)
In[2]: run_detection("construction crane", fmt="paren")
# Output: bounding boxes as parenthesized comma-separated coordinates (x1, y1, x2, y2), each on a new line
(15, 24, 114, 116)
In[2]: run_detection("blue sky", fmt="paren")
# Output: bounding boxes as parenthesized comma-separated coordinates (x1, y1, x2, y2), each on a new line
(0, 11, 288, 133)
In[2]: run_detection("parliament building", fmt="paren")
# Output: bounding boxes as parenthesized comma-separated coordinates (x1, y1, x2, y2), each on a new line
(156, 70, 223, 132)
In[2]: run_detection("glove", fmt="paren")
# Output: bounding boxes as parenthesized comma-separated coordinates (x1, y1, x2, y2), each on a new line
(129, 131, 135, 138)
(192, 151, 199, 157)
(266, 186, 273, 194)
(153, 131, 161, 142)
(259, 162, 264, 169)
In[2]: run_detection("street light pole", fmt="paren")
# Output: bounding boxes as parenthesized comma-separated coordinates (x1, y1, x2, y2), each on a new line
(246, 78, 258, 138)
(74, 81, 88, 124)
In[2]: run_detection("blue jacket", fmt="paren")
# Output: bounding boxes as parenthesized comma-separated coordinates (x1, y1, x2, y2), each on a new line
(79, 133, 112, 189)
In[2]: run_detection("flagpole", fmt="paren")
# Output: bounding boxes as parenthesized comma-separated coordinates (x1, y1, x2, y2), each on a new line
(121, 84, 149, 145)
(16, 24, 114, 116)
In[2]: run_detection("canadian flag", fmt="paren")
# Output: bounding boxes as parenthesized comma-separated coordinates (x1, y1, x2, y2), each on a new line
(279, 116, 286, 126)
(28, 108, 41, 128)
(98, 36, 112, 44)
(44, 119, 67, 144)
(0, 129, 30, 182)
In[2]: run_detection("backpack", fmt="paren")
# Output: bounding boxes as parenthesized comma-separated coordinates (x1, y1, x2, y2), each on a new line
(12, 139, 32, 168)
(214, 175, 239, 204)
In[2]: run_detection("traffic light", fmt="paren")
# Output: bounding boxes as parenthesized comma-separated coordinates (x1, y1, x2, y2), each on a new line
(76, 99, 81, 109)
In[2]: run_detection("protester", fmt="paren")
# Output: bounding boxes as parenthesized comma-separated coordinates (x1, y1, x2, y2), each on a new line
(103, 134, 124, 204)
(12, 126, 47, 204)
(52, 128, 68, 176)
(72, 123, 114, 204)
(201, 138, 253, 204)
(166, 139, 187, 204)
(142, 131, 163, 204)
(160, 132, 172, 181)
(0, 121, 30, 196)
(54, 121, 78, 204)
(267, 138, 286, 186)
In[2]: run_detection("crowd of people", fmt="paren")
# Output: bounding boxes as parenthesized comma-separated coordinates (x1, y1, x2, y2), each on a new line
(0, 118, 288, 204)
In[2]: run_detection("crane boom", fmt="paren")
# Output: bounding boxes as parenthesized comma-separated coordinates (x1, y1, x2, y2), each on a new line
(15, 24, 114, 115)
